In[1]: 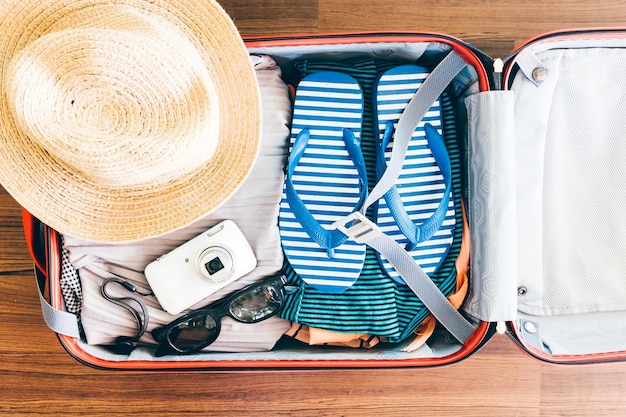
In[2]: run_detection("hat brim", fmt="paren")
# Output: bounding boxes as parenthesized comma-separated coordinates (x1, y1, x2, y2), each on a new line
(0, 0, 261, 242)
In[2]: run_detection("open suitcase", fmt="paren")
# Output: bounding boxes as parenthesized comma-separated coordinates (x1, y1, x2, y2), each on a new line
(18, 26, 626, 370)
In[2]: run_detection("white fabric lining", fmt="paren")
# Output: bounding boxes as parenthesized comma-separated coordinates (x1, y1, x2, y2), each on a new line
(463, 90, 518, 322)
(513, 47, 626, 317)
(518, 311, 626, 355)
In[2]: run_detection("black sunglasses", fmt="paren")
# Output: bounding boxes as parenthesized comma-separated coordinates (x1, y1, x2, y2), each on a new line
(151, 275, 296, 356)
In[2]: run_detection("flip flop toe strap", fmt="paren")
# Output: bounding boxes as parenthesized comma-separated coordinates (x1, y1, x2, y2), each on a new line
(377, 122, 453, 251)
(284, 127, 368, 257)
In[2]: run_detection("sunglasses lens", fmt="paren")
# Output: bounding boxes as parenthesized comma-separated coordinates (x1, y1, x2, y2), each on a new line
(167, 315, 218, 351)
(229, 283, 282, 322)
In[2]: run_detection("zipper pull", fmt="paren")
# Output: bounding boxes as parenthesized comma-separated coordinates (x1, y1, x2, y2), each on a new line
(493, 58, 504, 90)
(496, 321, 507, 335)
(493, 58, 504, 73)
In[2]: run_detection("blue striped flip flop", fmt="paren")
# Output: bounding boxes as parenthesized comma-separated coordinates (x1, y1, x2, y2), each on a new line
(279, 71, 367, 293)
(373, 64, 456, 283)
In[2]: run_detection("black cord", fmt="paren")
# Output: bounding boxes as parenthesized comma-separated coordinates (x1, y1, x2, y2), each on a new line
(100, 278, 153, 353)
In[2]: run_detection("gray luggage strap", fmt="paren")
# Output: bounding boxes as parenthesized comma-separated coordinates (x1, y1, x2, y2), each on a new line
(35, 267, 81, 339)
(334, 51, 477, 343)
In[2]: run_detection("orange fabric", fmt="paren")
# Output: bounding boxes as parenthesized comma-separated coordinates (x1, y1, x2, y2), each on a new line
(285, 322, 381, 348)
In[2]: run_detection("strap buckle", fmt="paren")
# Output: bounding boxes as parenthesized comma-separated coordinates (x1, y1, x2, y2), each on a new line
(332, 212, 381, 244)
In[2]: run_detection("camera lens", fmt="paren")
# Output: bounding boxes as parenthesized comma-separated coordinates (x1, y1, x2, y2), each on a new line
(204, 257, 224, 275)
(196, 247, 233, 283)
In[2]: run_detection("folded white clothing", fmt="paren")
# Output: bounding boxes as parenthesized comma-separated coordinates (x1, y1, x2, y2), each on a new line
(64, 55, 293, 353)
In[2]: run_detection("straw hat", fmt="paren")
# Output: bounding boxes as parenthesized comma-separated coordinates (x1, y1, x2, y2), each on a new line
(0, 0, 261, 242)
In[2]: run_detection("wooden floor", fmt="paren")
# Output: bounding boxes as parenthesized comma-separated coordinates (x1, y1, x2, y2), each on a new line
(3, 1, 626, 416)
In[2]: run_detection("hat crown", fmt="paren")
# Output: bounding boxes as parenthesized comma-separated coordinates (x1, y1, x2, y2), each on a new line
(6, 6, 219, 187)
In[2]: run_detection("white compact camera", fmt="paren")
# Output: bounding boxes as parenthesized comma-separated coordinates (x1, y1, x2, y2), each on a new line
(145, 220, 257, 314)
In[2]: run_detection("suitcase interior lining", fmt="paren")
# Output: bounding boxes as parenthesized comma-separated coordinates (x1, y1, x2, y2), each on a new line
(60, 40, 485, 365)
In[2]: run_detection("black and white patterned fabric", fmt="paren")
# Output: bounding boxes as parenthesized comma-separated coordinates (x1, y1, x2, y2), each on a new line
(60, 235, 82, 315)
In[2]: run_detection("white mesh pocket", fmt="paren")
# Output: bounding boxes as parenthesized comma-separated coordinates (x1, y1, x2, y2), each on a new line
(516, 48, 626, 316)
